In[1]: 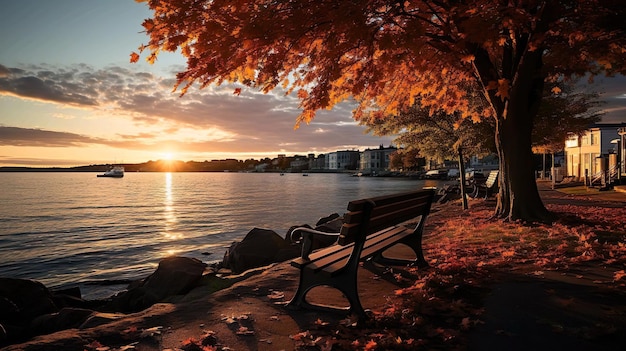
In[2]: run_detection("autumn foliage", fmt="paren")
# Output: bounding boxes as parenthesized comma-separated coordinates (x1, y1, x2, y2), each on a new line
(133, 0, 626, 221)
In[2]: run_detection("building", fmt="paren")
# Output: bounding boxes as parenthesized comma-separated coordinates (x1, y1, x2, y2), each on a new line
(308, 154, 326, 170)
(326, 150, 360, 170)
(563, 123, 626, 182)
(359, 145, 398, 174)
(289, 156, 310, 171)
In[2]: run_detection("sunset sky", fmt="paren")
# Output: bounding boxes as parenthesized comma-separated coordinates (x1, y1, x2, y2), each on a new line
(1, 1, 625, 168)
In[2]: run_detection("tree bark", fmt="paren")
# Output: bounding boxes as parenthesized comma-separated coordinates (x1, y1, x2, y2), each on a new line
(494, 47, 553, 222)
(458, 147, 468, 210)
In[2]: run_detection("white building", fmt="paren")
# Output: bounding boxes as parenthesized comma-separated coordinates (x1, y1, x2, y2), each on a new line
(359, 145, 398, 174)
(326, 150, 360, 170)
(564, 123, 626, 181)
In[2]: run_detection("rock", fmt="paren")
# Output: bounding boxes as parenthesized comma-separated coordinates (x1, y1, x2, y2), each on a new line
(79, 312, 125, 329)
(0, 278, 58, 324)
(109, 287, 159, 313)
(285, 224, 313, 243)
(312, 214, 343, 248)
(315, 213, 341, 226)
(287, 214, 343, 251)
(0, 323, 6, 345)
(223, 228, 289, 274)
(30, 308, 94, 335)
(142, 256, 207, 299)
(110, 256, 207, 313)
(51, 287, 89, 309)
(0, 278, 60, 344)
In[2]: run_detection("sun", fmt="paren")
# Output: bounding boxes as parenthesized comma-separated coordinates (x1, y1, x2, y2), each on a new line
(161, 152, 175, 161)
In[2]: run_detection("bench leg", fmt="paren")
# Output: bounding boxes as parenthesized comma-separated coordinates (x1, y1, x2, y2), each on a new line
(286, 267, 367, 321)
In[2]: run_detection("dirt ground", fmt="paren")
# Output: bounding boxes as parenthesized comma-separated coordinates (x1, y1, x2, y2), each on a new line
(4, 182, 626, 351)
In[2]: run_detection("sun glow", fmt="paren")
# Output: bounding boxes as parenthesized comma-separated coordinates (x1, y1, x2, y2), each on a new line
(161, 152, 175, 161)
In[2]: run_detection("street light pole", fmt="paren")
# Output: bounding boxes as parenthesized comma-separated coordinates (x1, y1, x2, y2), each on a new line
(611, 138, 621, 182)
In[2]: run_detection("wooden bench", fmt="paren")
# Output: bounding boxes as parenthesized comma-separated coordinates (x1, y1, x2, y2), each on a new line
(470, 170, 499, 199)
(286, 189, 435, 320)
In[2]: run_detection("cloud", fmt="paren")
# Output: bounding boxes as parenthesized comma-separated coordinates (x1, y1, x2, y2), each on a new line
(0, 126, 103, 147)
(0, 63, 395, 159)
(0, 65, 99, 106)
(0, 155, 90, 167)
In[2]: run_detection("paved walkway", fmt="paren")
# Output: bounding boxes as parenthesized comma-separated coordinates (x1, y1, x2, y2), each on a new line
(538, 180, 626, 207)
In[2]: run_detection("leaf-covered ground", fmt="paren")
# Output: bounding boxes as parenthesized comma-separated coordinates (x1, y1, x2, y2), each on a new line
(69, 191, 626, 351)
(160, 195, 626, 351)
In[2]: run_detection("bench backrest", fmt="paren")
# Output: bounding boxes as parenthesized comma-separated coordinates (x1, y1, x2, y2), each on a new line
(485, 170, 499, 187)
(337, 189, 435, 246)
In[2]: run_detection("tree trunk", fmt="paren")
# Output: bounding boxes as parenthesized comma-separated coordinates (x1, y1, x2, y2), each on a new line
(458, 147, 468, 210)
(494, 49, 553, 222)
(497, 109, 551, 222)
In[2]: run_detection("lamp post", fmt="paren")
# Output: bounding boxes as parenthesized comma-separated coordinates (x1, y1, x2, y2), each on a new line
(611, 138, 621, 182)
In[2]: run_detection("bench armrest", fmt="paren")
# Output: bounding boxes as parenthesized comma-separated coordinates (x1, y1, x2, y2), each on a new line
(289, 227, 340, 260)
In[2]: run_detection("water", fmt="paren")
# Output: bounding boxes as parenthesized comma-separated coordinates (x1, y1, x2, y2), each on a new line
(0, 172, 439, 299)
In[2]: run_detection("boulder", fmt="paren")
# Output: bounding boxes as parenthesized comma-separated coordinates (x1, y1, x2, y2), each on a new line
(0, 278, 59, 345)
(30, 307, 94, 335)
(312, 214, 343, 248)
(287, 214, 343, 251)
(110, 256, 207, 312)
(315, 213, 341, 227)
(222, 228, 289, 274)
(0, 278, 58, 323)
(142, 256, 207, 299)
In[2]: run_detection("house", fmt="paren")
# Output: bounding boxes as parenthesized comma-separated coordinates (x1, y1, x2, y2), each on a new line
(563, 123, 626, 182)
(359, 145, 398, 174)
(326, 150, 360, 170)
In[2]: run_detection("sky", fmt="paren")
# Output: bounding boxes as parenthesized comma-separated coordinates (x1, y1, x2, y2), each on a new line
(1, 1, 625, 168)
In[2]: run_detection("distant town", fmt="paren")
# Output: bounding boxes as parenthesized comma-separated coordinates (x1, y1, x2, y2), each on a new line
(0, 144, 502, 177)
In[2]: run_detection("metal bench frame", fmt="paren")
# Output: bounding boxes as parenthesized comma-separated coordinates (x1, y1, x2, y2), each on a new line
(471, 170, 499, 199)
(287, 189, 435, 320)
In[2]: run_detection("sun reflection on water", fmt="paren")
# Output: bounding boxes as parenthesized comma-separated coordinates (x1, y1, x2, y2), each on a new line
(162, 172, 183, 240)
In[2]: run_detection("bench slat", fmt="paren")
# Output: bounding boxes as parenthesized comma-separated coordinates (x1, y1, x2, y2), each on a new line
(300, 225, 408, 273)
(287, 189, 434, 321)
(339, 192, 431, 245)
(323, 226, 414, 276)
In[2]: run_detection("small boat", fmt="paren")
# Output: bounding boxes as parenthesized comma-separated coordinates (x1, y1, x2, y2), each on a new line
(97, 166, 124, 178)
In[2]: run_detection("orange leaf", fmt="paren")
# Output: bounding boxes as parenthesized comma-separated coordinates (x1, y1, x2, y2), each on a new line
(495, 78, 510, 100)
(461, 54, 475, 63)
(129, 52, 140, 63)
(233, 88, 242, 96)
(364, 340, 378, 350)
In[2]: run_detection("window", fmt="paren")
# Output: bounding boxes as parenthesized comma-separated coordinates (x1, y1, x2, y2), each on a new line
(582, 135, 589, 145)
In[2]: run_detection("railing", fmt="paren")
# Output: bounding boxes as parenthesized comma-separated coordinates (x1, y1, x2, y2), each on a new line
(589, 165, 620, 186)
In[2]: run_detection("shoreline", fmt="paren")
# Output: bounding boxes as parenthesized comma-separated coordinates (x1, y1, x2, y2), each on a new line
(2, 183, 625, 350)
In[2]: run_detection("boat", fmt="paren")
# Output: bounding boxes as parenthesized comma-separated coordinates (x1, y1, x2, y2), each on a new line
(97, 166, 124, 178)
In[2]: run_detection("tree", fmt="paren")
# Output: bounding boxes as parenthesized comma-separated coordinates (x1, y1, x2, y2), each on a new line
(363, 103, 495, 163)
(532, 80, 604, 154)
(364, 104, 495, 209)
(134, 0, 626, 221)
(389, 149, 425, 171)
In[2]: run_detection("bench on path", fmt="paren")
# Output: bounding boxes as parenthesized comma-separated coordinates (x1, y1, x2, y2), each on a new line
(286, 189, 435, 320)
(471, 170, 499, 199)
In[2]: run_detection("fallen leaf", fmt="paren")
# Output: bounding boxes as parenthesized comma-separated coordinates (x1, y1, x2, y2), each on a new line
(140, 326, 163, 338)
(267, 290, 285, 300)
(236, 326, 254, 335)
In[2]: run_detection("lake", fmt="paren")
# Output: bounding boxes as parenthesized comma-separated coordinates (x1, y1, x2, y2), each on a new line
(0, 172, 440, 298)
